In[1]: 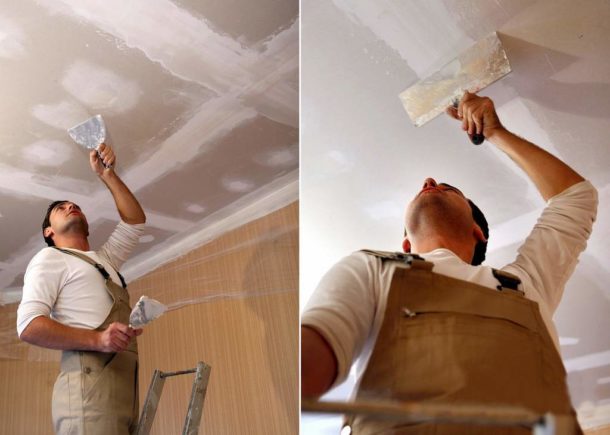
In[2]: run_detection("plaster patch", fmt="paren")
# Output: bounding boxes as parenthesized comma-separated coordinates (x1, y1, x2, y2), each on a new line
(62, 60, 141, 113)
(221, 176, 255, 193)
(254, 146, 297, 167)
(185, 203, 206, 214)
(32, 100, 90, 130)
(139, 234, 155, 243)
(22, 140, 73, 166)
(0, 16, 26, 59)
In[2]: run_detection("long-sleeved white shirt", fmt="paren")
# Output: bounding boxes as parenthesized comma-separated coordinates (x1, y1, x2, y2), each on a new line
(17, 221, 144, 337)
(302, 180, 598, 389)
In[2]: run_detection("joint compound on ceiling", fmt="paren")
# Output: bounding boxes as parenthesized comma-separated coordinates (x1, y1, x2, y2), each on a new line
(0, 15, 26, 59)
(62, 60, 142, 113)
(35, 0, 256, 93)
(21, 140, 73, 166)
(32, 100, 91, 131)
(186, 203, 206, 214)
(222, 176, 255, 193)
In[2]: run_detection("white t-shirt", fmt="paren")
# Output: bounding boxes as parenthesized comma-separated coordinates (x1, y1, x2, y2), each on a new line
(302, 181, 598, 389)
(17, 221, 145, 337)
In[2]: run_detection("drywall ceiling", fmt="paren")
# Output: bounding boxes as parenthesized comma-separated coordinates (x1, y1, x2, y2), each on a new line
(301, 0, 610, 432)
(0, 0, 298, 303)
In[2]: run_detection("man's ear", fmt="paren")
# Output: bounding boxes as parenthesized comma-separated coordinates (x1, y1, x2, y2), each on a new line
(44, 227, 53, 239)
(473, 224, 487, 243)
(402, 237, 411, 253)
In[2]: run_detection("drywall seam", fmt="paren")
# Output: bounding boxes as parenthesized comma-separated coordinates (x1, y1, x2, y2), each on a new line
(0, 164, 94, 203)
(34, 0, 298, 128)
(35, 0, 255, 93)
(121, 96, 258, 192)
(121, 169, 298, 280)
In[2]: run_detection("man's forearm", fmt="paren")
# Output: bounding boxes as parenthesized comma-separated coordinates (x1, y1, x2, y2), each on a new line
(100, 172, 146, 224)
(487, 128, 584, 201)
(20, 316, 100, 351)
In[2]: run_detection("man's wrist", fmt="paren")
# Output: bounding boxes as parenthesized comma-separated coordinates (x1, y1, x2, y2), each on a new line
(99, 170, 118, 184)
(486, 125, 509, 143)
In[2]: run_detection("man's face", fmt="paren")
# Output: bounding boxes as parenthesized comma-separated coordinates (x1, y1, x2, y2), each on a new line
(404, 178, 474, 237)
(46, 201, 89, 239)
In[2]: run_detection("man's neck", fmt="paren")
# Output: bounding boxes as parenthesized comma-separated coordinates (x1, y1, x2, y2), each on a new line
(54, 236, 90, 251)
(411, 234, 473, 264)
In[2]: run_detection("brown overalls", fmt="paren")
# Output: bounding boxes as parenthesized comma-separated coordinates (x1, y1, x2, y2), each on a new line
(51, 248, 139, 435)
(347, 250, 581, 434)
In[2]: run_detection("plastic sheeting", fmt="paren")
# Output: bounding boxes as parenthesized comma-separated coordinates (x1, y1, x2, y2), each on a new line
(0, 203, 298, 361)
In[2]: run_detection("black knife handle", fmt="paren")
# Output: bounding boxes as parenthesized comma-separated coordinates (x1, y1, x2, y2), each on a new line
(470, 133, 485, 145)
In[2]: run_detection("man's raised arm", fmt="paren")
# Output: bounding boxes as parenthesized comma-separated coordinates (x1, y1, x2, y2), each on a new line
(448, 92, 584, 201)
(91, 143, 146, 224)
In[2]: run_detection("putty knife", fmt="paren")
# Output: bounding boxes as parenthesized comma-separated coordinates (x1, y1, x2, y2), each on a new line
(129, 296, 168, 328)
(67, 114, 112, 168)
(399, 32, 511, 145)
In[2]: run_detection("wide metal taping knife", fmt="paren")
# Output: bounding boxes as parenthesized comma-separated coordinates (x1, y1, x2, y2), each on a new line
(399, 32, 511, 145)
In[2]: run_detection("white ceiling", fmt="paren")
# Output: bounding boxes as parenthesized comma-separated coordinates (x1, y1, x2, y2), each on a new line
(0, 0, 298, 303)
(301, 0, 610, 431)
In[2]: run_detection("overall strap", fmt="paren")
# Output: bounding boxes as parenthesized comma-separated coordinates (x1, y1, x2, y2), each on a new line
(360, 249, 522, 292)
(491, 268, 522, 292)
(52, 247, 128, 289)
(359, 249, 433, 270)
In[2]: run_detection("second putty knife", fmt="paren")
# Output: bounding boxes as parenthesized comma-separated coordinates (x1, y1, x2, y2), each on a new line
(399, 32, 511, 145)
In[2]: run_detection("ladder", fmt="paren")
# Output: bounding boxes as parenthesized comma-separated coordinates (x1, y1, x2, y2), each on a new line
(136, 361, 212, 435)
(302, 399, 577, 435)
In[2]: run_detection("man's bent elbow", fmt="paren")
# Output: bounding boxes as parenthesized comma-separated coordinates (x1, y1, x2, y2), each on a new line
(18, 316, 44, 344)
(301, 325, 338, 398)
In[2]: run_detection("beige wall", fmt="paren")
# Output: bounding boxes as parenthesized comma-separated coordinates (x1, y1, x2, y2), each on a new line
(0, 202, 298, 434)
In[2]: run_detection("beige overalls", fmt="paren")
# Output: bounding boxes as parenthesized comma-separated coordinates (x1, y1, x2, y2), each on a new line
(348, 250, 581, 435)
(51, 248, 139, 435)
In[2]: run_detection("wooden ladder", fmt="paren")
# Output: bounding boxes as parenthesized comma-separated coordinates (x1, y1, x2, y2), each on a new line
(136, 361, 212, 435)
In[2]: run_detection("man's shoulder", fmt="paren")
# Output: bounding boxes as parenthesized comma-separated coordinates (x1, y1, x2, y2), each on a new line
(29, 247, 62, 263)
(25, 247, 69, 278)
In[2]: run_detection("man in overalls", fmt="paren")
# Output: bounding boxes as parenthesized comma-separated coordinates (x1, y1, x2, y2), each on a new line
(302, 93, 598, 434)
(17, 143, 147, 434)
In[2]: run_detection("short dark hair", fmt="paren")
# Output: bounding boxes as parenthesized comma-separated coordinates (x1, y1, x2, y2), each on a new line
(42, 200, 68, 247)
(467, 199, 488, 266)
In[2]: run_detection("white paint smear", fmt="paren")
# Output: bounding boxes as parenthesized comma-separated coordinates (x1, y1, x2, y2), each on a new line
(139, 234, 155, 243)
(22, 140, 73, 166)
(222, 176, 255, 193)
(254, 146, 298, 167)
(62, 60, 141, 113)
(186, 203, 206, 214)
(32, 100, 90, 130)
(0, 16, 26, 59)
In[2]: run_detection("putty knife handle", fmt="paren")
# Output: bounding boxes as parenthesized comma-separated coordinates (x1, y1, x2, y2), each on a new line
(470, 133, 485, 145)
